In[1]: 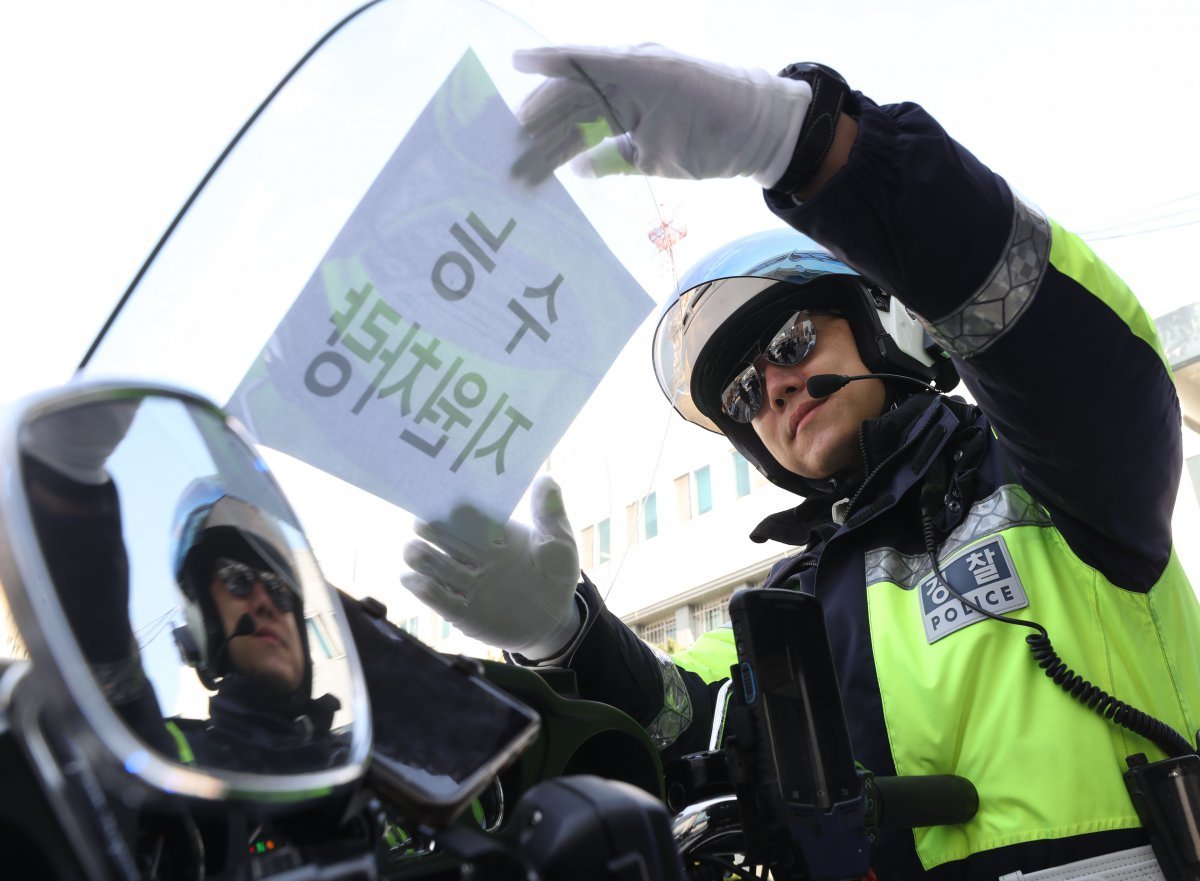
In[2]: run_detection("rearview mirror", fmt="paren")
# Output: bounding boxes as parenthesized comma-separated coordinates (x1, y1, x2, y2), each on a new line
(0, 381, 370, 803)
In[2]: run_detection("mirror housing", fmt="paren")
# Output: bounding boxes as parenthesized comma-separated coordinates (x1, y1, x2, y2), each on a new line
(0, 380, 371, 806)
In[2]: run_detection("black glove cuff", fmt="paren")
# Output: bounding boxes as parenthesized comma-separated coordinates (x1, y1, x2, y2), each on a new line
(771, 62, 860, 196)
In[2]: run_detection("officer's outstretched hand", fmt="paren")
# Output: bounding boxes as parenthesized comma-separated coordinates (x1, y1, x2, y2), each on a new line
(512, 43, 811, 184)
(24, 399, 140, 485)
(400, 475, 582, 659)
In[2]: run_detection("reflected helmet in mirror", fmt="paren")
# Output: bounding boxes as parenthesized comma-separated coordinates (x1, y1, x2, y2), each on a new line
(652, 228, 959, 496)
(170, 476, 309, 694)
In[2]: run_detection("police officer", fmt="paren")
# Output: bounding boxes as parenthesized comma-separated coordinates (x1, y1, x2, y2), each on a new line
(402, 45, 1200, 880)
(170, 478, 343, 772)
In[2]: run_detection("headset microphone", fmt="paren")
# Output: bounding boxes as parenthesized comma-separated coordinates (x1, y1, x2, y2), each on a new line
(211, 613, 256, 678)
(806, 373, 940, 399)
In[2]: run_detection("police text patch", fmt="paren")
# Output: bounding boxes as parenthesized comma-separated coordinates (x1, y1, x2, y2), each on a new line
(918, 536, 1028, 643)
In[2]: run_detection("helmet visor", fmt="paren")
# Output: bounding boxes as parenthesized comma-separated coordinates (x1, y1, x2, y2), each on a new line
(654, 245, 860, 433)
(654, 276, 781, 433)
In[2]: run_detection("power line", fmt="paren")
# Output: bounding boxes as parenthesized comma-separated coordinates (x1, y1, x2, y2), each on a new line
(1079, 202, 1200, 237)
(1083, 216, 1200, 242)
(1072, 189, 1200, 240)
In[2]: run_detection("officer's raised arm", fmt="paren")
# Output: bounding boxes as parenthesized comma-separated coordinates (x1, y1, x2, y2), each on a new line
(512, 43, 1181, 590)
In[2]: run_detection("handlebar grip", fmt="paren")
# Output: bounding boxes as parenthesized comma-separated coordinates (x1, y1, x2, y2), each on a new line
(868, 774, 979, 829)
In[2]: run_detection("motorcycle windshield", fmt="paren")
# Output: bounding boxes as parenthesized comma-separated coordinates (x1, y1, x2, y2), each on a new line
(80, 1, 664, 573)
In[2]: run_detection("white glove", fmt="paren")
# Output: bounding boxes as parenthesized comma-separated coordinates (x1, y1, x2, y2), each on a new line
(400, 475, 582, 659)
(512, 43, 811, 185)
(23, 399, 140, 485)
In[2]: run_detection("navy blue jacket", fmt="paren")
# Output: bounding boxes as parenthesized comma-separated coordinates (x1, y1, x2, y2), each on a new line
(559, 94, 1198, 879)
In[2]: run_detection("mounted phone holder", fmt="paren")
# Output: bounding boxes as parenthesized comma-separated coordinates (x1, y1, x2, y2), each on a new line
(706, 588, 978, 881)
(724, 588, 870, 881)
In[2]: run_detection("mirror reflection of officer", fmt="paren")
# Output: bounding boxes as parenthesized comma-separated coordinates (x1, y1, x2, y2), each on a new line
(169, 478, 345, 772)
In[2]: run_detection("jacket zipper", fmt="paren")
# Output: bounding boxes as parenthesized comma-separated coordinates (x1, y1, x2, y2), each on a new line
(843, 412, 936, 522)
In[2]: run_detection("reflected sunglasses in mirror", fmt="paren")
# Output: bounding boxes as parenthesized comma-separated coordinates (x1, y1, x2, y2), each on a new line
(721, 311, 820, 423)
(214, 557, 297, 613)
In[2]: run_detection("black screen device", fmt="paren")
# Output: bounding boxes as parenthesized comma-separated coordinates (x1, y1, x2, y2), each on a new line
(343, 596, 541, 828)
(726, 587, 869, 881)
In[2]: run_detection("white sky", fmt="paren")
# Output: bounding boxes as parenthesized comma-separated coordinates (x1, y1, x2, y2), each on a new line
(3, 0, 1199, 407)
(3, 0, 1200, 628)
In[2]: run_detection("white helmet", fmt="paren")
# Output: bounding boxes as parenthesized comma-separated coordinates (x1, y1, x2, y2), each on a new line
(170, 477, 308, 693)
(653, 229, 958, 495)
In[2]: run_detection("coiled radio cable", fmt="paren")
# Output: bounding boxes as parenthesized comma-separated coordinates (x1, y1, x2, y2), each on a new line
(920, 514, 1195, 759)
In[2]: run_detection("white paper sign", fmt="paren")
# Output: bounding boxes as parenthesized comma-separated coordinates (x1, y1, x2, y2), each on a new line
(226, 49, 652, 547)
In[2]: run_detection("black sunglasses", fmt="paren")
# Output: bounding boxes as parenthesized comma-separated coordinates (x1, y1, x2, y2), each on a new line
(720, 311, 821, 423)
(214, 557, 297, 613)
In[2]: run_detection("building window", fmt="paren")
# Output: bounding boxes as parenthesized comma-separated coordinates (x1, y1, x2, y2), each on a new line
(674, 474, 692, 521)
(442, 618, 452, 639)
(675, 466, 713, 522)
(582, 519, 613, 565)
(403, 616, 420, 636)
(1187, 454, 1200, 506)
(305, 613, 344, 659)
(733, 451, 752, 497)
(695, 465, 712, 514)
(627, 493, 658, 541)
(597, 518, 611, 563)
(639, 615, 677, 649)
(694, 595, 731, 635)
(581, 525, 595, 566)
(306, 618, 334, 659)
(733, 449, 770, 492)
